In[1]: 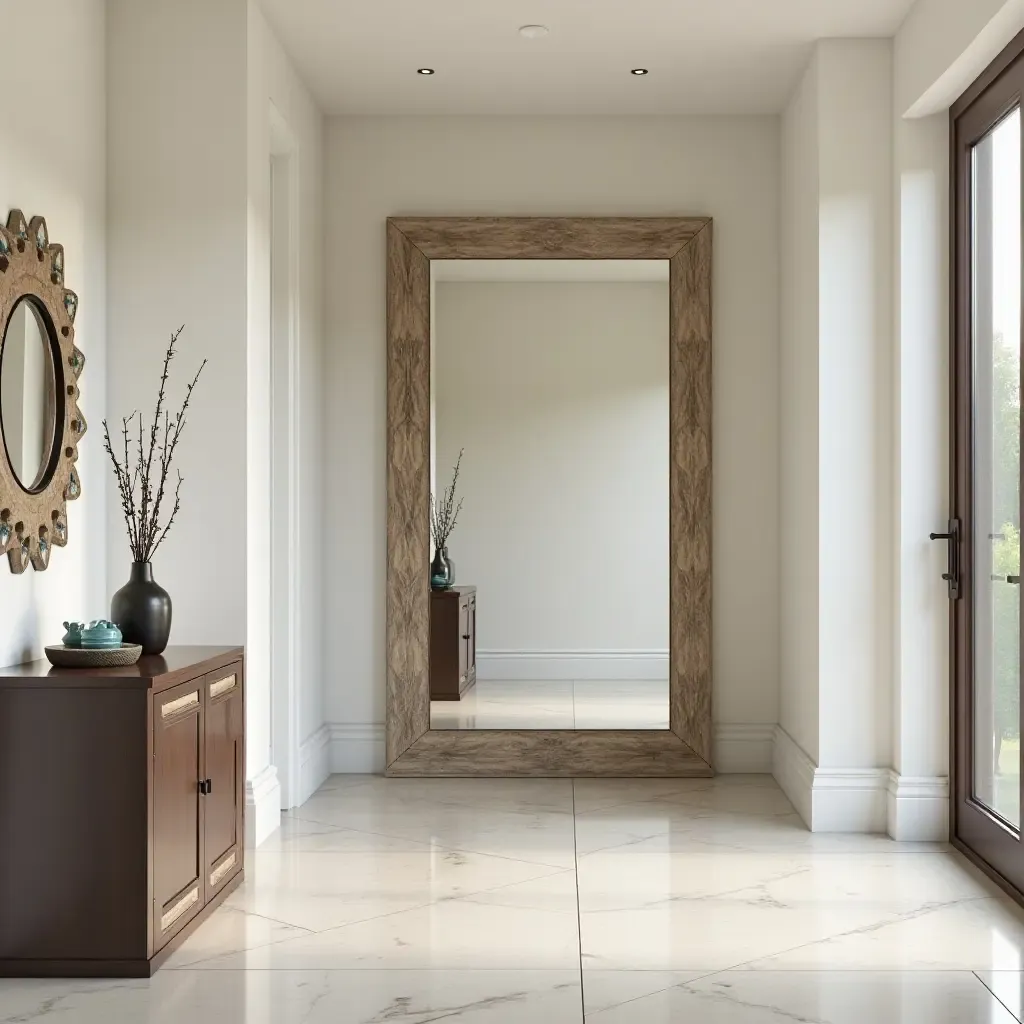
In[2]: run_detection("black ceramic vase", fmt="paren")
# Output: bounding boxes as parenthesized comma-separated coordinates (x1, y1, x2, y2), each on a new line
(430, 546, 455, 590)
(111, 562, 172, 655)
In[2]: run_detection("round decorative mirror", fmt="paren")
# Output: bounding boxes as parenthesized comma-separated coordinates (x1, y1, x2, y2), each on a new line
(1, 297, 59, 492)
(0, 209, 84, 574)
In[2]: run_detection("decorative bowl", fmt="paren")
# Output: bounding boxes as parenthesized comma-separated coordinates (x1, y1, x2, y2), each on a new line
(45, 643, 143, 668)
(81, 619, 123, 650)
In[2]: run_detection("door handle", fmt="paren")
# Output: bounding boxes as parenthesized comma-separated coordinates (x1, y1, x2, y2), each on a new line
(930, 519, 961, 600)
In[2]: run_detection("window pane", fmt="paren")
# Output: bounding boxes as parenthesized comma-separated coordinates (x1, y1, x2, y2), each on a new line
(973, 108, 1021, 828)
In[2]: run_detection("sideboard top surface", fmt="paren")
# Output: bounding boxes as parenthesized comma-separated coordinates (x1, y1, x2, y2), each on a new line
(0, 645, 243, 691)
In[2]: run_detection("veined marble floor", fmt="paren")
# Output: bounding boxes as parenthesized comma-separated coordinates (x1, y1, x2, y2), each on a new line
(5, 775, 1024, 1022)
(431, 678, 670, 729)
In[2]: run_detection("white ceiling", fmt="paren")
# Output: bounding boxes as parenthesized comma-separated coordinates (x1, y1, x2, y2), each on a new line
(259, 0, 916, 115)
(432, 259, 668, 283)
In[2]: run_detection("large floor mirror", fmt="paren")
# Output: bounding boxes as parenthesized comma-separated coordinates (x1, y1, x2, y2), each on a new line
(386, 217, 712, 776)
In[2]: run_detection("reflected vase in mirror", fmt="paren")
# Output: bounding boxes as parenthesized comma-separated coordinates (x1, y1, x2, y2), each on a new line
(111, 562, 171, 655)
(431, 546, 455, 590)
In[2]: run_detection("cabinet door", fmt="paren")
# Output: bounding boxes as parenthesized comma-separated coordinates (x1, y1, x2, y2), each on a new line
(203, 664, 244, 897)
(467, 595, 477, 677)
(458, 598, 469, 685)
(153, 679, 205, 952)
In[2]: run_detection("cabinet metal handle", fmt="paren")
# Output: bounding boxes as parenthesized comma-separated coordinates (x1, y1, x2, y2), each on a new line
(1009, 576, 1021, 585)
(198, 780, 207, 795)
(462, 634, 471, 640)
(206, 778, 212, 794)
(198, 778, 213, 795)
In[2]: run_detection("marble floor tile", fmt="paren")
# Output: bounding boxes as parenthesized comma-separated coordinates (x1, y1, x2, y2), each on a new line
(586, 970, 1020, 1022)
(7, 775, 1024, 1024)
(163, 905, 312, 969)
(431, 680, 575, 730)
(0, 970, 584, 1023)
(190, 872, 583, 972)
(286, 776, 577, 868)
(224, 845, 572, 933)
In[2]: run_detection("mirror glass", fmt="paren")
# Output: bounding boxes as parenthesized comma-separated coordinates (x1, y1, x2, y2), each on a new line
(1, 297, 57, 492)
(429, 260, 670, 730)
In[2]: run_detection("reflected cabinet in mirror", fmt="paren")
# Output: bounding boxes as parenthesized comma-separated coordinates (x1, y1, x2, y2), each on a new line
(0, 210, 85, 573)
(387, 218, 712, 776)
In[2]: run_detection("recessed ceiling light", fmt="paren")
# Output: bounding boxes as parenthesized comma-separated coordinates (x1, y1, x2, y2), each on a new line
(631, 68, 649, 76)
(519, 24, 549, 39)
(417, 68, 435, 75)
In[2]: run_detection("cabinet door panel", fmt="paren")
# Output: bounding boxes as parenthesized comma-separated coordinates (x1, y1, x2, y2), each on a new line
(458, 600, 469, 685)
(153, 680, 204, 951)
(468, 596, 477, 676)
(204, 665, 244, 895)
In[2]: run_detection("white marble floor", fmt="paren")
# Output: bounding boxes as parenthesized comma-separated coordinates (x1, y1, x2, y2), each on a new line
(5, 775, 1024, 1022)
(430, 678, 670, 729)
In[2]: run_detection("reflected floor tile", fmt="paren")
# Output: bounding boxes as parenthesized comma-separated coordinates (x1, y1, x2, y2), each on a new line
(0, 970, 584, 1024)
(431, 680, 574, 731)
(977, 972, 1024, 1020)
(191, 872, 582, 972)
(587, 971, 1019, 1023)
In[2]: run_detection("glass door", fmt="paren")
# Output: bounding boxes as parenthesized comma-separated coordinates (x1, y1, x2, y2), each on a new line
(952, 51, 1024, 891)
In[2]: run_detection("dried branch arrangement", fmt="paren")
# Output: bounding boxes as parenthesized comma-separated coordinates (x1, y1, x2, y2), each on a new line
(430, 449, 464, 552)
(102, 326, 206, 564)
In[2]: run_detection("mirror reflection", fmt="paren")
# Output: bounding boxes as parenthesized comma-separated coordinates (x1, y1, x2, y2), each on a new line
(1, 297, 57, 492)
(428, 260, 670, 730)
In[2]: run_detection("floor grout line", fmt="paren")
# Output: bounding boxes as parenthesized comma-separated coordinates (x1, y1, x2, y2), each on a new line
(974, 969, 1024, 1023)
(572, 779, 587, 1023)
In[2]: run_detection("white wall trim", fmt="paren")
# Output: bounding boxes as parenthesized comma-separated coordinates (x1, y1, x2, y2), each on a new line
(713, 723, 776, 773)
(772, 726, 949, 837)
(476, 650, 669, 681)
(297, 724, 331, 805)
(772, 725, 817, 827)
(887, 772, 949, 841)
(246, 764, 281, 847)
(329, 723, 386, 774)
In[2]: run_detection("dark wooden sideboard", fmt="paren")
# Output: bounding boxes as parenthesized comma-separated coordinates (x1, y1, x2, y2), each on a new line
(0, 646, 245, 977)
(430, 586, 476, 700)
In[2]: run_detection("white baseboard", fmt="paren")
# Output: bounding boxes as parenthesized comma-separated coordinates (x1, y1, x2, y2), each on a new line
(298, 724, 332, 805)
(887, 773, 949, 841)
(329, 722, 386, 774)
(476, 650, 669, 681)
(772, 726, 948, 838)
(246, 764, 281, 847)
(713, 723, 775, 773)
(772, 725, 816, 827)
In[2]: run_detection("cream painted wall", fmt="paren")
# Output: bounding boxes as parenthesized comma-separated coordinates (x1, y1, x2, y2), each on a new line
(435, 280, 668, 661)
(325, 115, 780, 746)
(780, 54, 821, 764)
(247, 2, 327, 801)
(779, 40, 895, 779)
(0, 1, 107, 668)
(816, 39, 894, 771)
(897, 0, 1024, 115)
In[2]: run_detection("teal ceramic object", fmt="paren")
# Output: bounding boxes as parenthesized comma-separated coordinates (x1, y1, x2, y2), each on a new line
(62, 621, 85, 648)
(81, 619, 123, 650)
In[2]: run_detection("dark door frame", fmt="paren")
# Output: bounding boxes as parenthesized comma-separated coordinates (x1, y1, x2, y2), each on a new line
(950, 26, 1024, 901)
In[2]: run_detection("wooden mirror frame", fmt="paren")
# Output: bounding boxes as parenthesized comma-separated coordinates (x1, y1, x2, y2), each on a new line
(0, 210, 84, 574)
(386, 216, 712, 776)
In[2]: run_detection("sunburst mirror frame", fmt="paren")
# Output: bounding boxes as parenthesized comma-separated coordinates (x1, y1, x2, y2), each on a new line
(0, 209, 84, 573)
